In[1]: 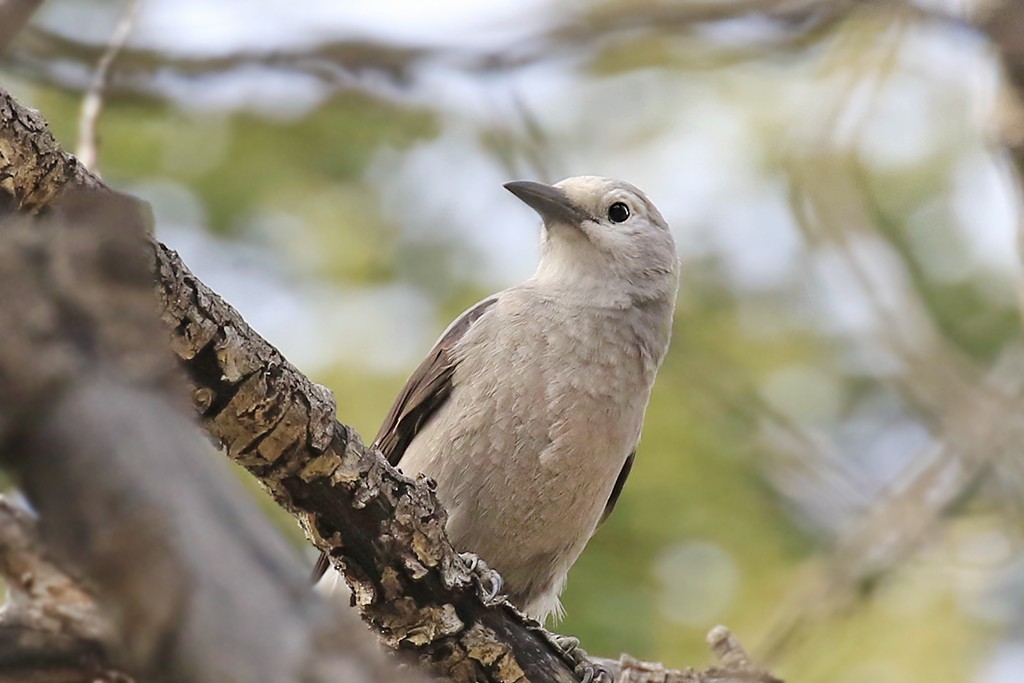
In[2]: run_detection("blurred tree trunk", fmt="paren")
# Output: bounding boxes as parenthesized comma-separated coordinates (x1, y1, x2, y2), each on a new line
(0, 188, 419, 683)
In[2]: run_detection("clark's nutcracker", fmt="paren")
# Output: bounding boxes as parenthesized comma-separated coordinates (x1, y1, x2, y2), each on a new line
(315, 176, 679, 623)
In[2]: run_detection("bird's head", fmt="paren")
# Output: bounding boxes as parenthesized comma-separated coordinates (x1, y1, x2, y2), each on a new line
(504, 176, 679, 305)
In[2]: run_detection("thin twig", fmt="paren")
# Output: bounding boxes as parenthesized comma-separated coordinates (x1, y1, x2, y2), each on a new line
(76, 0, 141, 173)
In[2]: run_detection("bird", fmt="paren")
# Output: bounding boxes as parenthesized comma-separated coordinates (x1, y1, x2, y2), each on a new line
(314, 176, 679, 623)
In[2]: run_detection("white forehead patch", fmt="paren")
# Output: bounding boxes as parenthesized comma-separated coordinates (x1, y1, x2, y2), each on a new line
(553, 175, 662, 227)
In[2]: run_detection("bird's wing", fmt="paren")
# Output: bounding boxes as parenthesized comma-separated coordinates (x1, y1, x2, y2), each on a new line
(312, 296, 499, 583)
(598, 450, 635, 526)
(374, 296, 498, 466)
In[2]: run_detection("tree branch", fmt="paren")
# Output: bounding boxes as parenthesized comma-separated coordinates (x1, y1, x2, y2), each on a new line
(0, 85, 779, 683)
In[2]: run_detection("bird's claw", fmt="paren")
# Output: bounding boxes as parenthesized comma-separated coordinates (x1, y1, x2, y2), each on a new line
(570, 656, 611, 682)
(459, 552, 504, 604)
(552, 635, 611, 683)
(553, 635, 580, 656)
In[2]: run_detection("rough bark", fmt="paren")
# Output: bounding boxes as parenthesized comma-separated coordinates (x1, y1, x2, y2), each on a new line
(0, 85, 780, 683)
(0, 190, 416, 683)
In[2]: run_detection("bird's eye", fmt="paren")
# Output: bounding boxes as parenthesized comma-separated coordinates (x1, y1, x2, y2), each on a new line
(607, 202, 630, 223)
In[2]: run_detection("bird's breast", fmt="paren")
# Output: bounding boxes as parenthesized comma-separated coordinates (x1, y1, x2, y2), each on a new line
(395, 290, 667, 616)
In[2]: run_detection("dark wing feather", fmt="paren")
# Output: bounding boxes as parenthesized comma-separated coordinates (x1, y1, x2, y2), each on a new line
(311, 297, 498, 583)
(599, 450, 635, 526)
(374, 297, 498, 465)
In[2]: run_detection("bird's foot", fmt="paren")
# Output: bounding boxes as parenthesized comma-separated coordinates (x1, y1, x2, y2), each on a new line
(552, 635, 612, 683)
(459, 552, 504, 604)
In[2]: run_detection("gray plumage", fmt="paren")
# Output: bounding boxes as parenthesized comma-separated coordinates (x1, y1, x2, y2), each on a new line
(316, 176, 679, 622)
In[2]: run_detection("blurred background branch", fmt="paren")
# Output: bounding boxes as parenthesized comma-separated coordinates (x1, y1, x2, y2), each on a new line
(75, 0, 138, 171)
(0, 86, 782, 683)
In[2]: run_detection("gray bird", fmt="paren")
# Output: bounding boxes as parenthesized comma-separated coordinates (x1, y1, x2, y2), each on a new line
(315, 176, 678, 623)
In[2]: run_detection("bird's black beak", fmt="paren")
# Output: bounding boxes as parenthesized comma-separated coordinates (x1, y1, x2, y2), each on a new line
(504, 181, 587, 226)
